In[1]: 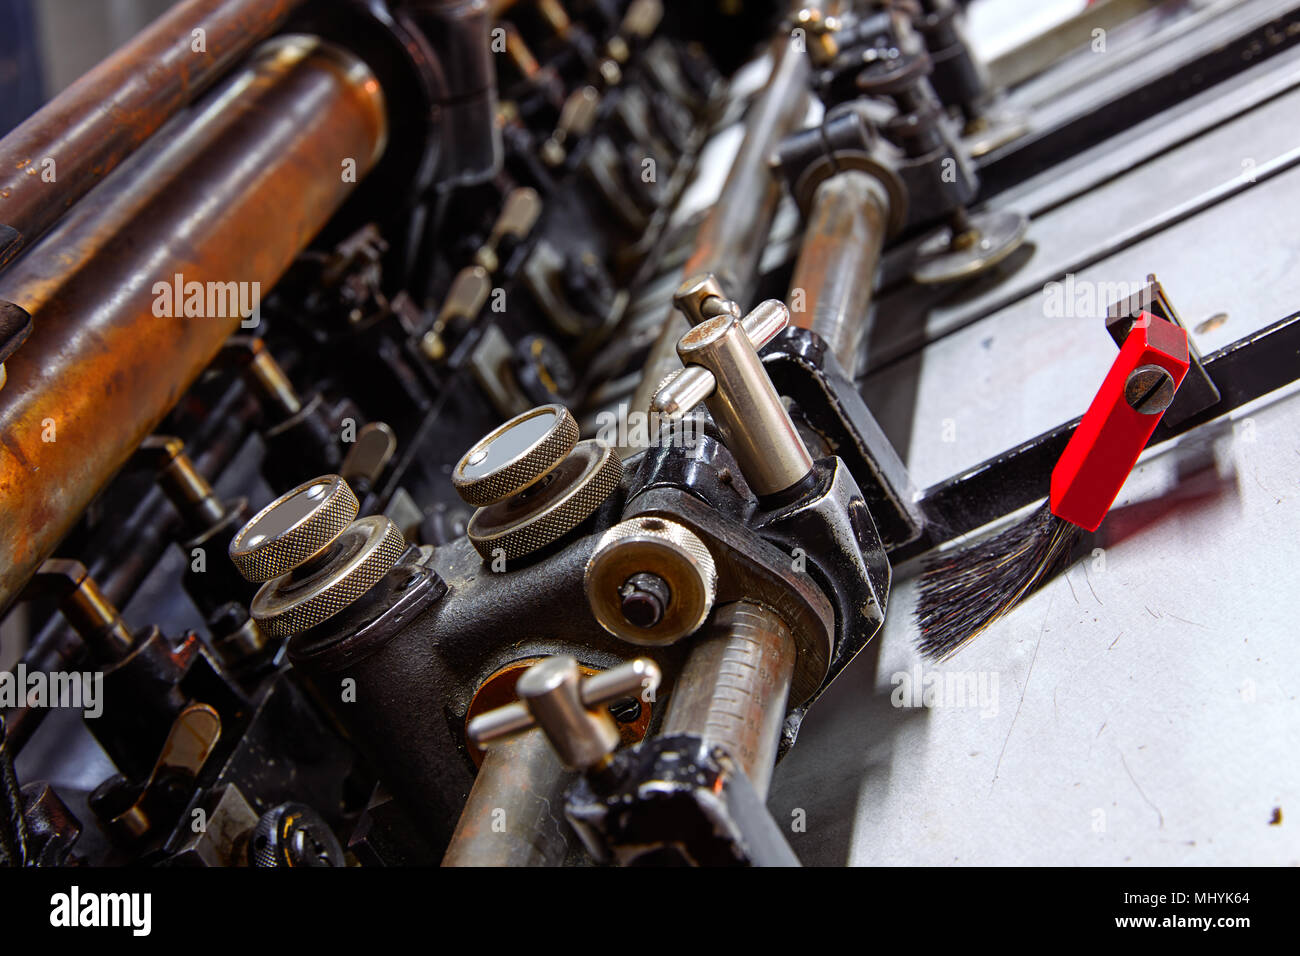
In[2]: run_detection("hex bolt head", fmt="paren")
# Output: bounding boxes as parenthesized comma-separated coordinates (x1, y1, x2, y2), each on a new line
(1125, 364, 1176, 415)
(619, 572, 672, 629)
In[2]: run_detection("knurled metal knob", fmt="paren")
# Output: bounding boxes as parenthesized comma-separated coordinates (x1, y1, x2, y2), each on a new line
(249, 515, 407, 638)
(250, 803, 344, 867)
(585, 516, 717, 646)
(453, 404, 580, 507)
(229, 475, 359, 583)
(468, 655, 661, 771)
(466, 439, 622, 561)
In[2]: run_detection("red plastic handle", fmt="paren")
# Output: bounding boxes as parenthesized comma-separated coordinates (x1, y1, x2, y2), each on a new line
(1049, 313, 1190, 532)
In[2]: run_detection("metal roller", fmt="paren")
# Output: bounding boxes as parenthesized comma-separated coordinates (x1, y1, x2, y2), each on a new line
(0, 35, 388, 612)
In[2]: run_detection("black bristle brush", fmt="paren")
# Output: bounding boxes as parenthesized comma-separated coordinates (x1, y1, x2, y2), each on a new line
(915, 313, 1191, 661)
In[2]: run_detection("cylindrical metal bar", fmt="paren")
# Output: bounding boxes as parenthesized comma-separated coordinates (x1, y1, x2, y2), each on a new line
(630, 34, 810, 420)
(0, 0, 307, 259)
(59, 569, 135, 662)
(0, 35, 388, 614)
(787, 170, 891, 377)
(245, 339, 304, 418)
(142, 436, 228, 531)
(677, 311, 813, 497)
(662, 601, 797, 799)
(3, 378, 260, 753)
(442, 729, 573, 867)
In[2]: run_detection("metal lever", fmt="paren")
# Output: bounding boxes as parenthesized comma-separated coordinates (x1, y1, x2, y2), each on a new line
(652, 291, 813, 497)
(467, 656, 661, 772)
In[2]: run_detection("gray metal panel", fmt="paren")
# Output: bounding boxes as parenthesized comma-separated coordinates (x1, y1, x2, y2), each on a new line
(769, 384, 1300, 864)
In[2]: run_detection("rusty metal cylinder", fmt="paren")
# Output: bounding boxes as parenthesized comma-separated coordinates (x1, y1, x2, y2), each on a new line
(0, 0, 308, 260)
(0, 35, 388, 613)
(662, 600, 797, 799)
(787, 170, 891, 377)
(442, 729, 573, 867)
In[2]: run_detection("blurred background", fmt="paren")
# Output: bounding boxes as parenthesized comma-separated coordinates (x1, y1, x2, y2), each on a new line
(0, 0, 1089, 135)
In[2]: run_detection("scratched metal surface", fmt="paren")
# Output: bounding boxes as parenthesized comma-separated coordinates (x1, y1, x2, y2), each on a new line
(769, 386, 1299, 865)
(766, 2, 1300, 865)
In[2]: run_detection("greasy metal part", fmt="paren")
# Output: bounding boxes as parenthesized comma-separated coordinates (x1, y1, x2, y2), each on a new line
(239, 338, 304, 418)
(288, 526, 659, 853)
(466, 440, 623, 561)
(0, 0, 307, 262)
(250, 802, 344, 867)
(468, 656, 661, 772)
(453, 404, 579, 506)
(23, 560, 134, 662)
(442, 729, 573, 867)
(5, 377, 259, 754)
(403, 0, 501, 186)
(652, 292, 793, 418)
(662, 601, 796, 799)
(16, 781, 82, 867)
(630, 33, 811, 418)
(585, 516, 718, 646)
(463, 658, 655, 769)
(230, 475, 360, 583)
(910, 207, 1029, 284)
(625, 486, 835, 709)
(542, 86, 601, 166)
(250, 516, 408, 638)
(139, 436, 227, 531)
(0, 301, 32, 381)
(674, 304, 814, 497)
(340, 422, 399, 492)
(0, 715, 31, 866)
(787, 170, 891, 375)
(762, 326, 924, 549)
(0, 35, 388, 613)
(475, 187, 543, 273)
(672, 273, 741, 328)
(421, 265, 494, 361)
(167, 785, 259, 867)
(108, 702, 222, 842)
(793, 7, 842, 67)
(565, 734, 801, 866)
(754, 458, 891, 714)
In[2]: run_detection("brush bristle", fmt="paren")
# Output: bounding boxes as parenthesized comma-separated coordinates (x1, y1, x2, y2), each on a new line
(914, 502, 1080, 661)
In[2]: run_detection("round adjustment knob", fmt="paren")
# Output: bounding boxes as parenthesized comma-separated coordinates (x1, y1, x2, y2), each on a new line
(585, 516, 717, 646)
(249, 515, 407, 637)
(229, 475, 358, 583)
(452, 404, 579, 507)
(249, 803, 344, 867)
(467, 440, 622, 562)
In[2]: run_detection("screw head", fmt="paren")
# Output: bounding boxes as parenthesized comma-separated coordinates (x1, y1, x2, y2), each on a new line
(1124, 364, 1176, 415)
(619, 572, 671, 629)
